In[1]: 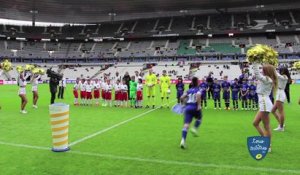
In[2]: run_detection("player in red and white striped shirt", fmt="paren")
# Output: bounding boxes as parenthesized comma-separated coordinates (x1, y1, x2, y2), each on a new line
(85, 79, 94, 106)
(137, 79, 143, 108)
(105, 79, 113, 107)
(101, 77, 107, 107)
(80, 78, 87, 106)
(73, 78, 80, 105)
(93, 79, 101, 106)
(114, 79, 122, 107)
(120, 80, 128, 107)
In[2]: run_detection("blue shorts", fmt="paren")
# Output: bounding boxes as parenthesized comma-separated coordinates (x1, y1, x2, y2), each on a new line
(184, 105, 202, 124)
(232, 93, 238, 100)
(201, 93, 207, 100)
(241, 95, 249, 100)
(223, 92, 230, 99)
(213, 93, 220, 100)
(177, 91, 184, 99)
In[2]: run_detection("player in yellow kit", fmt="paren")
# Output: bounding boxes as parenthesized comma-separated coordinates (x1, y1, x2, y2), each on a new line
(160, 70, 171, 108)
(145, 69, 157, 108)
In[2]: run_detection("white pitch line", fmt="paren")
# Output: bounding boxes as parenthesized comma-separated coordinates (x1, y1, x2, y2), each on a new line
(1, 141, 300, 174)
(69, 102, 175, 146)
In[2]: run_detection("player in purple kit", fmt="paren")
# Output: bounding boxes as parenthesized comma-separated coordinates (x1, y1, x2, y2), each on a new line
(176, 77, 185, 103)
(240, 79, 249, 110)
(221, 76, 231, 110)
(248, 80, 258, 110)
(179, 77, 202, 149)
(231, 78, 240, 110)
(212, 78, 221, 110)
(199, 78, 208, 109)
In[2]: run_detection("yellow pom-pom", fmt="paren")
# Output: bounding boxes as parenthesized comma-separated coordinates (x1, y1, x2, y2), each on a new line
(16, 66, 24, 73)
(0, 59, 13, 72)
(246, 44, 278, 66)
(32, 68, 45, 75)
(25, 64, 35, 71)
(293, 61, 300, 71)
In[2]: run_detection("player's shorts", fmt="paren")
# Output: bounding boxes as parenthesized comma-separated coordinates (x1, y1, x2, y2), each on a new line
(86, 92, 92, 99)
(115, 91, 121, 100)
(201, 92, 207, 100)
(258, 94, 273, 112)
(94, 90, 100, 99)
(232, 93, 238, 100)
(177, 91, 184, 99)
(130, 91, 137, 99)
(248, 93, 256, 100)
(275, 89, 286, 103)
(80, 91, 86, 99)
(241, 95, 249, 100)
(101, 90, 106, 99)
(161, 89, 169, 98)
(32, 86, 38, 92)
(223, 92, 230, 99)
(137, 91, 143, 101)
(73, 90, 78, 98)
(184, 104, 202, 124)
(121, 92, 128, 101)
(106, 91, 112, 100)
(213, 93, 220, 100)
(18, 87, 26, 95)
(147, 86, 155, 97)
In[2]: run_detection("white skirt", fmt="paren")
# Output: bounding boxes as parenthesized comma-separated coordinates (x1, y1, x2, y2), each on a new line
(18, 87, 26, 95)
(258, 94, 273, 112)
(275, 89, 286, 103)
(32, 86, 38, 92)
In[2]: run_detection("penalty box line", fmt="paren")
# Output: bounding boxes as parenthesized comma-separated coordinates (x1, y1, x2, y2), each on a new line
(0, 141, 300, 174)
(69, 100, 177, 147)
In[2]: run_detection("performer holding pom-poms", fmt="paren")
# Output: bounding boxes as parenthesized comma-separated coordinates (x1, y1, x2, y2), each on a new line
(293, 61, 300, 105)
(17, 66, 31, 114)
(247, 44, 279, 152)
(31, 67, 45, 109)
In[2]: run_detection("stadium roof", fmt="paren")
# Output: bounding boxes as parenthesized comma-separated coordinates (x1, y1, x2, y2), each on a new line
(0, 0, 299, 23)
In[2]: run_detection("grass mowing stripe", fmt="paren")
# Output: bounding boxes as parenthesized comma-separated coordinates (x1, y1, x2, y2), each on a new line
(69, 100, 176, 147)
(1, 141, 300, 174)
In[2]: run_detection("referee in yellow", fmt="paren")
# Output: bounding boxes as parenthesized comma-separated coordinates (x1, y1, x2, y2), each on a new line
(160, 70, 171, 108)
(145, 69, 157, 108)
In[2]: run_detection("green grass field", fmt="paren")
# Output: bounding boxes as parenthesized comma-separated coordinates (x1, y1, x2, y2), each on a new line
(0, 84, 300, 175)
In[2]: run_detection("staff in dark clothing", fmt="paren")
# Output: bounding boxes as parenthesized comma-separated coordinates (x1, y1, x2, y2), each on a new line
(50, 77, 59, 104)
(122, 72, 131, 99)
(284, 69, 292, 104)
(206, 72, 213, 99)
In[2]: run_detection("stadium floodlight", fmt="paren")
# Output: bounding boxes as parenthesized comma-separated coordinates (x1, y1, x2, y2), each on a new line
(228, 33, 234, 37)
(108, 13, 117, 16)
(16, 37, 26, 41)
(41, 38, 51, 42)
(179, 10, 188, 13)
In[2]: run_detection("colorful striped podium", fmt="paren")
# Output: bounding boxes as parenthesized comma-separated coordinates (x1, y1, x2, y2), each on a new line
(49, 103, 70, 152)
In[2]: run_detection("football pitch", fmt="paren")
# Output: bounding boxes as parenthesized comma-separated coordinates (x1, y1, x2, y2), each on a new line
(0, 84, 299, 175)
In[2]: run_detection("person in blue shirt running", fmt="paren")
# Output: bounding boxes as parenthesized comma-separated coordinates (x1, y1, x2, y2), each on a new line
(231, 78, 240, 110)
(179, 77, 202, 149)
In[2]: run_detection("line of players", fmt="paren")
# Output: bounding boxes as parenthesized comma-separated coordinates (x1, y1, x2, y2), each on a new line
(73, 77, 143, 108)
(176, 76, 263, 111)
